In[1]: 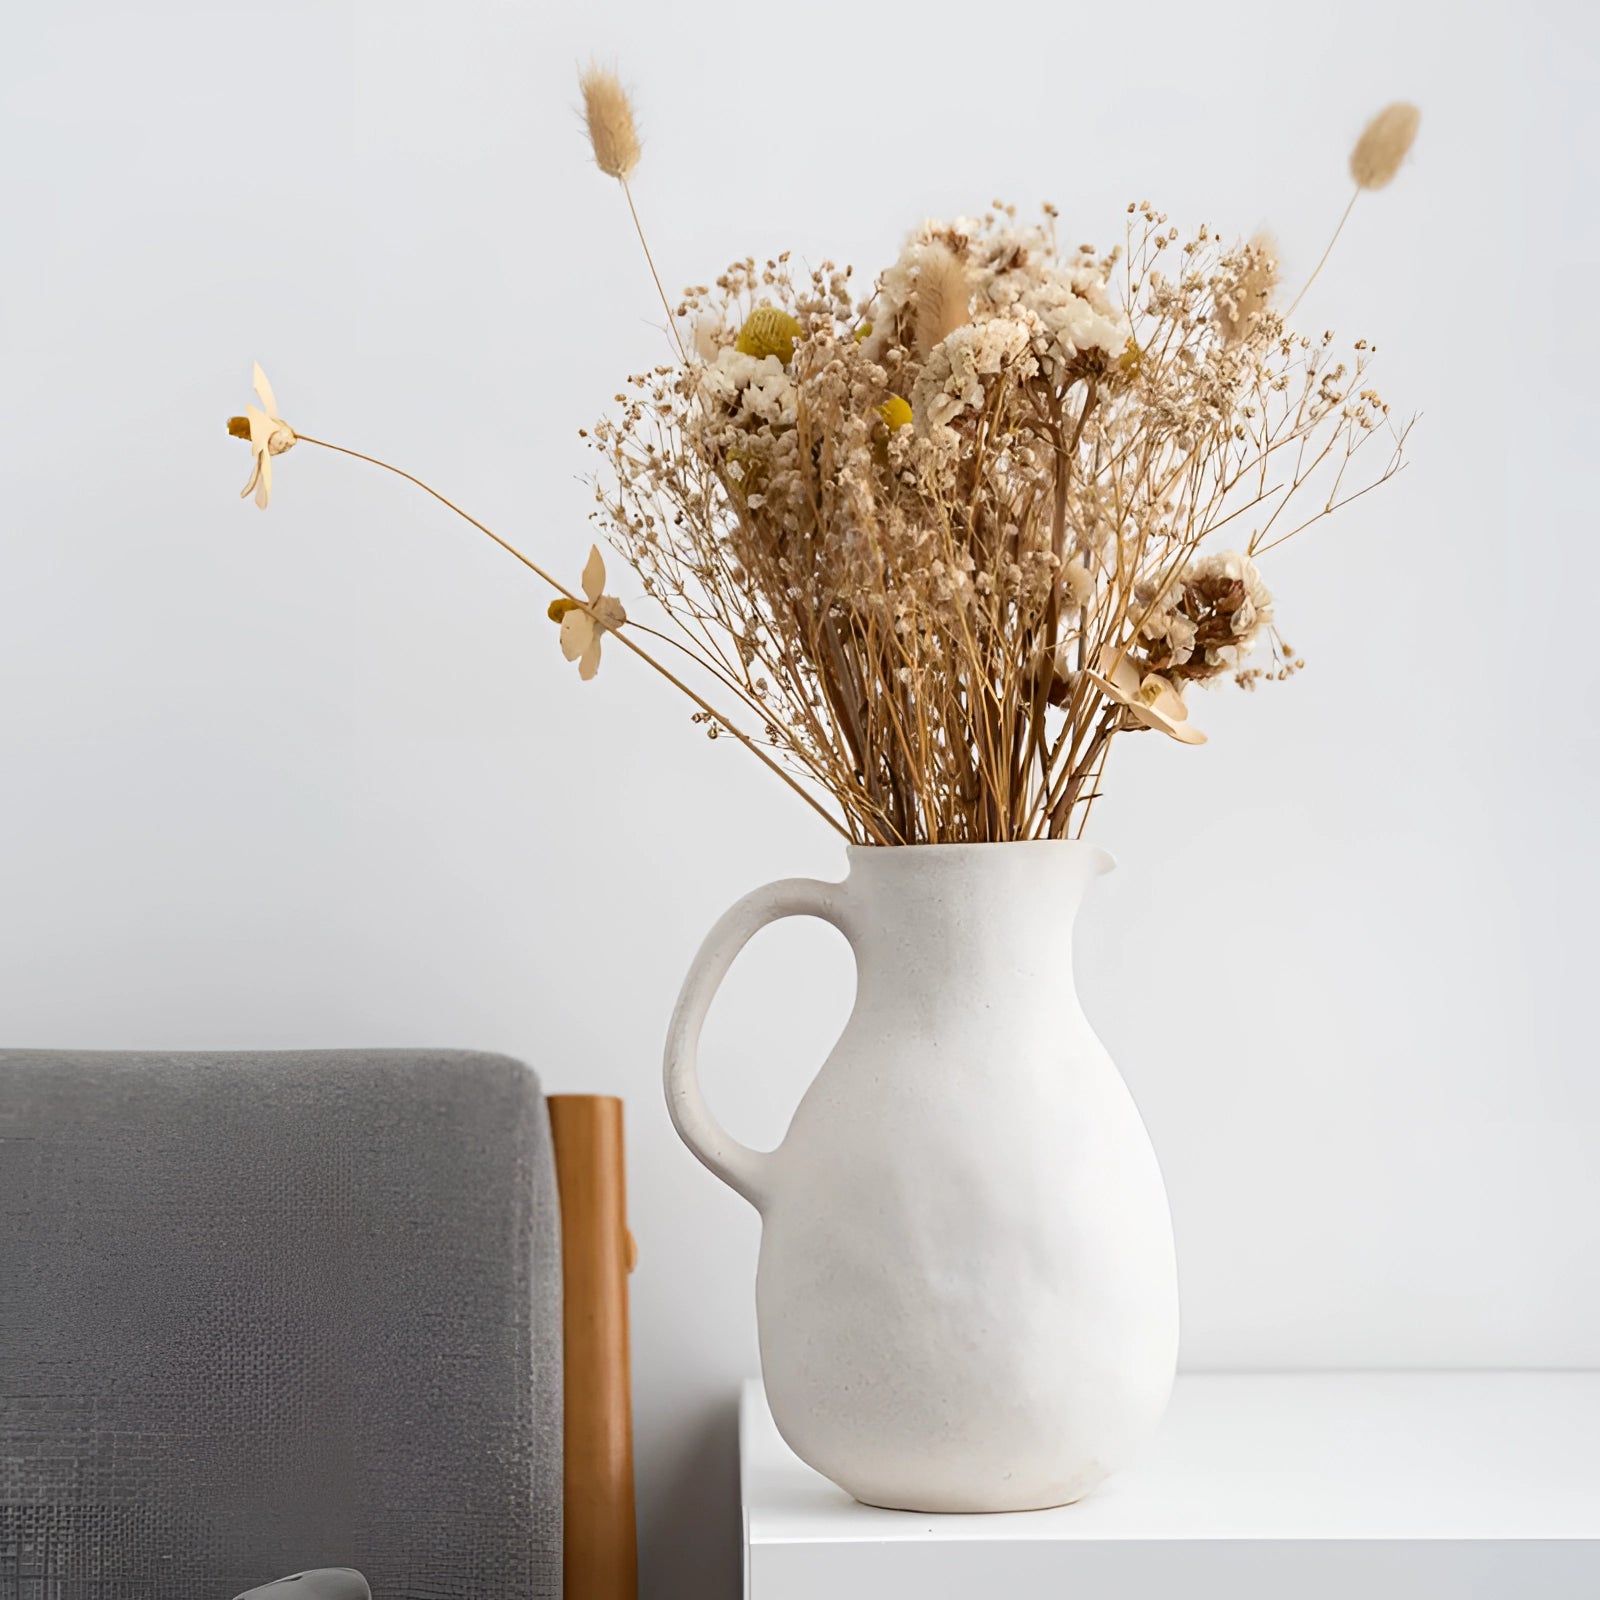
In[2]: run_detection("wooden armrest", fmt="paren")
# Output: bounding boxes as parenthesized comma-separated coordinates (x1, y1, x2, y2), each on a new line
(548, 1094, 638, 1600)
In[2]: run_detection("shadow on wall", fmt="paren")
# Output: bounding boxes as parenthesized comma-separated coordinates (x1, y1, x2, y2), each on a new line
(640, 1395, 741, 1600)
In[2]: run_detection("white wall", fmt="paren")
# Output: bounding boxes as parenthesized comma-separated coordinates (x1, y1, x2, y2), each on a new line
(3, 2, 1596, 1595)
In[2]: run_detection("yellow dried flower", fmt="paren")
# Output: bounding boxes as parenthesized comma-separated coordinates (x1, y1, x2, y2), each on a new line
(579, 66, 641, 182)
(1118, 339, 1142, 375)
(877, 395, 913, 431)
(226, 416, 251, 439)
(1350, 102, 1420, 191)
(547, 597, 580, 621)
(736, 306, 803, 364)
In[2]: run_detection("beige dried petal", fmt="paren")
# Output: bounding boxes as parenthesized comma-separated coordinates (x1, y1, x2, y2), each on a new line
(252, 361, 279, 420)
(1350, 102, 1421, 190)
(1062, 562, 1095, 609)
(1135, 674, 1185, 722)
(1163, 714, 1206, 747)
(1098, 650, 1142, 701)
(579, 631, 603, 681)
(240, 420, 271, 509)
(559, 608, 597, 664)
(581, 544, 607, 603)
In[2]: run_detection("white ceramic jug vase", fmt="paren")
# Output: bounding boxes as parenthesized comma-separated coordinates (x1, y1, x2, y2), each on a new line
(664, 840, 1178, 1512)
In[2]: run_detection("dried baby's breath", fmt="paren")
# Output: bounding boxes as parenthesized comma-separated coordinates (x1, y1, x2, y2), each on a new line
(588, 201, 1411, 843)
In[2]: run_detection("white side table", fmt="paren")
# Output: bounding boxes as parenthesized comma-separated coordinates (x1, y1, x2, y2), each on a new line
(740, 1372, 1600, 1599)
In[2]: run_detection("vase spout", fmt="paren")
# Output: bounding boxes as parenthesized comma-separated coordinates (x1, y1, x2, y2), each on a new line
(1085, 844, 1117, 879)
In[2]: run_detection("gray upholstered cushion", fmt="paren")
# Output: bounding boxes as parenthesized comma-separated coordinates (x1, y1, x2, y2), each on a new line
(0, 1049, 562, 1600)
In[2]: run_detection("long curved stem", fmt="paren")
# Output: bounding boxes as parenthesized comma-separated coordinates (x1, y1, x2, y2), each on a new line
(294, 434, 848, 838)
(624, 619, 771, 722)
(621, 178, 687, 363)
(1287, 188, 1359, 319)
(297, 434, 569, 587)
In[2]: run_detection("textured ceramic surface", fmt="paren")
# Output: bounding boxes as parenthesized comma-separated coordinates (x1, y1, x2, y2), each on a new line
(664, 841, 1179, 1512)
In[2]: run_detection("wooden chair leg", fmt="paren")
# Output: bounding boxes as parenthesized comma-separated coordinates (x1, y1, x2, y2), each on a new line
(548, 1094, 638, 1600)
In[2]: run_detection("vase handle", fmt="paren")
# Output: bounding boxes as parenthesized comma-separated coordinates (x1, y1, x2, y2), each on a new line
(663, 876, 852, 1212)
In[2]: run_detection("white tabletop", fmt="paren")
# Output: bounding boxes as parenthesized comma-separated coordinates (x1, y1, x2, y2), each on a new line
(741, 1372, 1600, 1599)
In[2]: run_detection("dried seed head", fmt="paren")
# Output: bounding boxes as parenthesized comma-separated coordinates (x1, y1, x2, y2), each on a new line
(579, 65, 641, 181)
(913, 244, 972, 359)
(736, 306, 803, 364)
(1349, 102, 1420, 191)
(1217, 232, 1279, 347)
(877, 394, 913, 431)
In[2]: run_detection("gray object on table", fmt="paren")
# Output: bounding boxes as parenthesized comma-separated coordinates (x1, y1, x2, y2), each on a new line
(234, 1570, 370, 1599)
(0, 1049, 563, 1600)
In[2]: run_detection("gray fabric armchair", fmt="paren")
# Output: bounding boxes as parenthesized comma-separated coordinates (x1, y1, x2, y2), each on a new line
(0, 1049, 565, 1600)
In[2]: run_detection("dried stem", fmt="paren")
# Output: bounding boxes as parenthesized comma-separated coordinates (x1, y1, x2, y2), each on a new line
(621, 179, 687, 364)
(1287, 188, 1358, 318)
(294, 434, 849, 837)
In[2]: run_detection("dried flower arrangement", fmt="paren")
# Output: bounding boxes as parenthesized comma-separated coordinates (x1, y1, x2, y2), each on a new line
(229, 75, 1418, 845)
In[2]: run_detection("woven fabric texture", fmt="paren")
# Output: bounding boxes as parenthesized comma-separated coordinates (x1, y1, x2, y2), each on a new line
(0, 1049, 563, 1600)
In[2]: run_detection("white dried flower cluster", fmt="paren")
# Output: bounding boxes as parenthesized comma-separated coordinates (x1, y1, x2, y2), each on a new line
(698, 348, 797, 428)
(913, 319, 1035, 430)
(978, 238, 1130, 381)
(868, 220, 1130, 384)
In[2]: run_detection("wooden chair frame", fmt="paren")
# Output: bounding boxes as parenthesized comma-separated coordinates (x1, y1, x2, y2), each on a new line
(548, 1095, 638, 1600)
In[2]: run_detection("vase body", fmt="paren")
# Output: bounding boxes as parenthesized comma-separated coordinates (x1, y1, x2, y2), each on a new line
(664, 841, 1178, 1513)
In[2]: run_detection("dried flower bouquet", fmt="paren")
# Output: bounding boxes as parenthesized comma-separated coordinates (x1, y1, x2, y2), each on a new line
(229, 74, 1418, 846)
